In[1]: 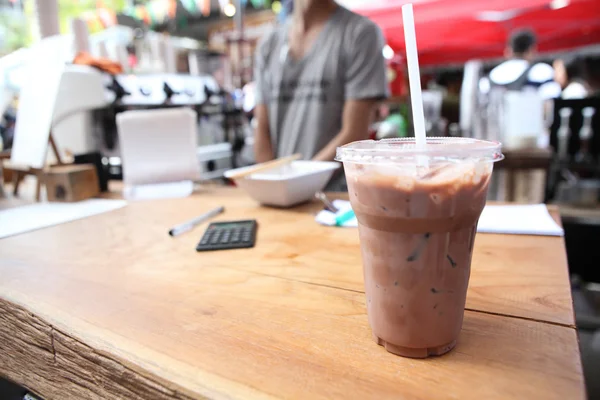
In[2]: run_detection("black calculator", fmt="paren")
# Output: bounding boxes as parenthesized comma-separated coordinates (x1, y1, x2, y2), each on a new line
(196, 220, 258, 252)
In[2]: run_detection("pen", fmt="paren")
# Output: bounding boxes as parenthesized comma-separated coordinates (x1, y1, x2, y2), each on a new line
(168, 206, 225, 237)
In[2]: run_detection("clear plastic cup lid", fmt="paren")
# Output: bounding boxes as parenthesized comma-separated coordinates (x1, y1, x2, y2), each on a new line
(335, 137, 504, 164)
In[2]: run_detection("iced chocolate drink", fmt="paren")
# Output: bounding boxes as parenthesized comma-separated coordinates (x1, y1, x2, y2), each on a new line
(336, 138, 503, 358)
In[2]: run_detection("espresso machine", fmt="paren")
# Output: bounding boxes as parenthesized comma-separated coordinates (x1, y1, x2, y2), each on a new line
(98, 72, 243, 180)
(0, 30, 249, 185)
(49, 66, 236, 183)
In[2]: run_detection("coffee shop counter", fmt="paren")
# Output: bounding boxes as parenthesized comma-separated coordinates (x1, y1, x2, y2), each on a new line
(0, 187, 585, 399)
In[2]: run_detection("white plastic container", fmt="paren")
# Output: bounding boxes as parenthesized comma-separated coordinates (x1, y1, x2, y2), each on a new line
(225, 161, 340, 207)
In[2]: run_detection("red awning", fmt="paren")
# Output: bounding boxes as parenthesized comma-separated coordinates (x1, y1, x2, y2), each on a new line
(352, 0, 600, 66)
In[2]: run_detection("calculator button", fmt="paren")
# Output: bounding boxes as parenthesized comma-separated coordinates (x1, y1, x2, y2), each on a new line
(200, 236, 210, 245)
(220, 236, 230, 244)
(210, 236, 220, 245)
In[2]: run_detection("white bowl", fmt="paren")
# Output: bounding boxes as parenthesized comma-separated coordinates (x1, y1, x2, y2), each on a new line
(225, 161, 340, 207)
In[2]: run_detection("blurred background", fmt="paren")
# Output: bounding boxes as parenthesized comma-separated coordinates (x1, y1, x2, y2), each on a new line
(1, 0, 600, 398)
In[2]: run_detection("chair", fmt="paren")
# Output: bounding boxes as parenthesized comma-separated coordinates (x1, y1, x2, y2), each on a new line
(494, 147, 553, 202)
(116, 108, 200, 200)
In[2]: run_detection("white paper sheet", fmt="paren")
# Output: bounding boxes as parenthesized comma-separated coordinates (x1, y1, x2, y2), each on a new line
(477, 204, 564, 236)
(316, 201, 564, 236)
(0, 199, 127, 239)
(123, 180, 194, 201)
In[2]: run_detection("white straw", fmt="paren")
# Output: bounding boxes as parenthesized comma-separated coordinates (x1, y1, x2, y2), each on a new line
(402, 4, 427, 150)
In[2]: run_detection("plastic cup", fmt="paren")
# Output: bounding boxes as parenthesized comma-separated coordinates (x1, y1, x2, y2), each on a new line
(336, 137, 503, 358)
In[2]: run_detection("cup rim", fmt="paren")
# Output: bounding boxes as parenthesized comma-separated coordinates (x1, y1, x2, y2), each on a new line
(335, 137, 504, 164)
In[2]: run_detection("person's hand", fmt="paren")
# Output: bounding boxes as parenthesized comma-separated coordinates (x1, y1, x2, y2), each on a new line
(312, 99, 377, 162)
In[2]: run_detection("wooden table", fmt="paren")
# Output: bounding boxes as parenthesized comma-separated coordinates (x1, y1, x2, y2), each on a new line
(0, 187, 585, 399)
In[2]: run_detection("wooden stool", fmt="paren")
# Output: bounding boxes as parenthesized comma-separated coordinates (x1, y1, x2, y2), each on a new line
(3, 134, 64, 201)
(0, 149, 10, 198)
(44, 164, 99, 202)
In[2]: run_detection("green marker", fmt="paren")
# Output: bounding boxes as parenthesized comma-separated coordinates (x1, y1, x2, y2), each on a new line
(335, 209, 355, 226)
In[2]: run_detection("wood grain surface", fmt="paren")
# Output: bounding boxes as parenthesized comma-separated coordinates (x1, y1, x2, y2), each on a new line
(0, 187, 583, 399)
(0, 266, 584, 400)
(1, 187, 574, 325)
